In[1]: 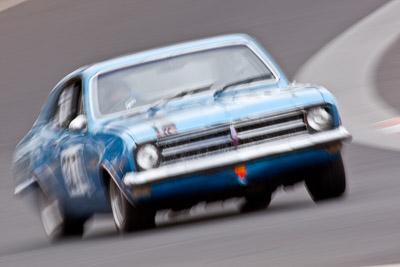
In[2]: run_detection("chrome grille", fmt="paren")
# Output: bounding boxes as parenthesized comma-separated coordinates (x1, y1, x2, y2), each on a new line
(157, 111, 308, 165)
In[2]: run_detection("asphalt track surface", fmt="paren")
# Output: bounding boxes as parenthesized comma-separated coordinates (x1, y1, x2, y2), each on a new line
(378, 35, 400, 113)
(0, 1, 398, 266)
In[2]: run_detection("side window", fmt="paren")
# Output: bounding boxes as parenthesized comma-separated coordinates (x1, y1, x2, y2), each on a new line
(53, 80, 83, 128)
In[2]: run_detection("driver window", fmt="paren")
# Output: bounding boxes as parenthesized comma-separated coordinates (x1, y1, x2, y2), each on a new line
(53, 80, 83, 128)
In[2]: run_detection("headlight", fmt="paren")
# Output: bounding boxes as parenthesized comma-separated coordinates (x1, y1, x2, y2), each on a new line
(306, 107, 332, 131)
(136, 144, 160, 170)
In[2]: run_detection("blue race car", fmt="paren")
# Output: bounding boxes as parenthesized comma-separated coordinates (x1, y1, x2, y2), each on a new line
(12, 34, 351, 238)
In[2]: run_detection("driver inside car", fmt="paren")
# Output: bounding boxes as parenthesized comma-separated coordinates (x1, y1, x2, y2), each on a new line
(98, 78, 138, 114)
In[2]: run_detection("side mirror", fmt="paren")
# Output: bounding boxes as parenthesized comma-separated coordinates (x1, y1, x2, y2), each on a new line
(69, 114, 87, 132)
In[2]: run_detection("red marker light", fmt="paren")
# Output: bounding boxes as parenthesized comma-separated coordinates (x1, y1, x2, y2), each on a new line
(234, 164, 248, 185)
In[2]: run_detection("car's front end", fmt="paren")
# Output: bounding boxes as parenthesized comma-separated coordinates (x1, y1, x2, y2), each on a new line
(122, 100, 350, 210)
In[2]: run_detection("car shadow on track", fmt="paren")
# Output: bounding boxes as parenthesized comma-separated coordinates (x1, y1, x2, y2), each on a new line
(81, 197, 317, 242)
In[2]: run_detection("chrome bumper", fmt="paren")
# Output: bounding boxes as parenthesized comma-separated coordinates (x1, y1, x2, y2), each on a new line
(123, 126, 351, 187)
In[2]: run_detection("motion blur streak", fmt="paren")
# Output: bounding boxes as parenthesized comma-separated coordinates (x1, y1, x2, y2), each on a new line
(2, 0, 400, 267)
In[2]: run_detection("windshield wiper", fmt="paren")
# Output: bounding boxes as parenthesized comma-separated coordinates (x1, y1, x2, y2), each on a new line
(147, 85, 213, 114)
(213, 74, 274, 97)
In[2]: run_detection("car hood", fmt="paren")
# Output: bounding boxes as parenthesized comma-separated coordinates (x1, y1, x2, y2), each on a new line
(103, 83, 325, 144)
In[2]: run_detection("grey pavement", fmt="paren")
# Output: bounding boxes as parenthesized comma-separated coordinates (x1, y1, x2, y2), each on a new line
(378, 36, 400, 114)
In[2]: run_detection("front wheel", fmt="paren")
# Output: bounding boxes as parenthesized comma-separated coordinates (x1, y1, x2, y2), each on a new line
(109, 179, 156, 233)
(305, 154, 346, 201)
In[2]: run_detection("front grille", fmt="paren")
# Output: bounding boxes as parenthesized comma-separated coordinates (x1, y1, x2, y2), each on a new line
(157, 111, 308, 165)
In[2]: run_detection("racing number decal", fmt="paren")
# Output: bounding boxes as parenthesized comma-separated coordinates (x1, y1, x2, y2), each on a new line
(61, 145, 93, 197)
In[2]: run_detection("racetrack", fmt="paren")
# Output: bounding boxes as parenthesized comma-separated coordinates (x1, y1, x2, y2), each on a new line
(1, 1, 399, 266)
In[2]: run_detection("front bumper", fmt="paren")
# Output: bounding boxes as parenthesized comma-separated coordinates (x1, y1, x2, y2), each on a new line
(123, 126, 351, 187)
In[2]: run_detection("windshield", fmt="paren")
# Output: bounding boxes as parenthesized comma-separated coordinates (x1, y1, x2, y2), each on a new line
(94, 45, 274, 116)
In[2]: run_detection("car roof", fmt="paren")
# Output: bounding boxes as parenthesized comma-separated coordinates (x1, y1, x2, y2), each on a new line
(80, 33, 259, 78)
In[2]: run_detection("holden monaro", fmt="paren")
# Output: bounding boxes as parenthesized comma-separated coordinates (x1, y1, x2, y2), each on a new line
(12, 34, 351, 239)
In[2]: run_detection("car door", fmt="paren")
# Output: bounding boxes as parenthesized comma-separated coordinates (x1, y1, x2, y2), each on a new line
(50, 78, 110, 215)
(43, 79, 97, 210)
(57, 81, 95, 199)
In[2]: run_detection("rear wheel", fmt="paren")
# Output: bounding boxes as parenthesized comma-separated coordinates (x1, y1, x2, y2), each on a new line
(109, 179, 156, 232)
(39, 192, 86, 240)
(305, 154, 346, 201)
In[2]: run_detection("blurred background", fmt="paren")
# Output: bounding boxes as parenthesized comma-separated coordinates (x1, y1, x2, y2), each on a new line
(1, 0, 400, 266)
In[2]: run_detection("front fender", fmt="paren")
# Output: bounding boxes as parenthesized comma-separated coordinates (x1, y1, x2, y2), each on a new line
(100, 160, 137, 206)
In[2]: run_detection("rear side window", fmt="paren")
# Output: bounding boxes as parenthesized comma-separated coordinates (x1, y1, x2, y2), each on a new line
(52, 81, 82, 128)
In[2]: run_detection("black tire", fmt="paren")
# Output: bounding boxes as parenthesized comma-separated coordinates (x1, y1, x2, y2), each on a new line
(305, 154, 346, 201)
(240, 190, 272, 213)
(39, 192, 86, 240)
(109, 179, 156, 232)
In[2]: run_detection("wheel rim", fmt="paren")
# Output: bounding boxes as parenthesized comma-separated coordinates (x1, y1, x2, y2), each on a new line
(110, 181, 125, 229)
